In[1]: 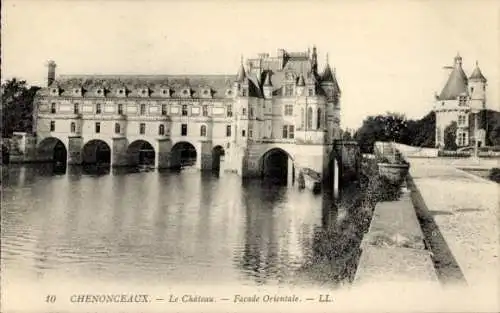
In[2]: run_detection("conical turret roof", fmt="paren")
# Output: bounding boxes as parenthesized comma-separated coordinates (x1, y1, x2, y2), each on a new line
(235, 59, 247, 82)
(321, 65, 334, 83)
(469, 62, 487, 82)
(263, 71, 272, 86)
(438, 56, 468, 100)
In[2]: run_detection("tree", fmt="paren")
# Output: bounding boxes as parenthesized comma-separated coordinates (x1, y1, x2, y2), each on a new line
(1, 78, 40, 138)
(403, 111, 435, 147)
(354, 112, 407, 153)
(443, 121, 458, 150)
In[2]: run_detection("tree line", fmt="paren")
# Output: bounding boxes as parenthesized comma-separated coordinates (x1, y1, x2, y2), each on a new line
(1, 78, 41, 139)
(352, 110, 500, 153)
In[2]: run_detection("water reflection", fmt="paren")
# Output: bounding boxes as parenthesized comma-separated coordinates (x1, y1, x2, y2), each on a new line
(1, 164, 363, 288)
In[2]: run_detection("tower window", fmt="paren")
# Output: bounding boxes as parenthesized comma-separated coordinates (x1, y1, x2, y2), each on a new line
(301, 108, 305, 129)
(70, 122, 76, 133)
(95, 122, 101, 133)
(227, 105, 233, 117)
(96, 103, 102, 114)
(470, 87, 474, 93)
(51, 103, 56, 114)
(50, 121, 55, 131)
(242, 130, 246, 137)
(181, 124, 187, 136)
(242, 89, 247, 97)
(308, 89, 314, 96)
(283, 125, 288, 138)
(283, 125, 294, 139)
(242, 108, 247, 116)
(284, 105, 293, 116)
(249, 108, 254, 118)
(140, 104, 146, 115)
(139, 123, 146, 134)
(317, 108, 322, 129)
(226, 125, 231, 137)
(307, 107, 313, 129)
(159, 124, 165, 135)
(118, 104, 124, 115)
(115, 123, 121, 134)
(73, 103, 79, 114)
(284, 85, 294, 96)
(161, 104, 167, 116)
(182, 105, 188, 116)
(200, 125, 207, 137)
(202, 105, 208, 117)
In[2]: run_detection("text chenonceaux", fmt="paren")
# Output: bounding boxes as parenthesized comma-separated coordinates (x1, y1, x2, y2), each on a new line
(69, 293, 333, 304)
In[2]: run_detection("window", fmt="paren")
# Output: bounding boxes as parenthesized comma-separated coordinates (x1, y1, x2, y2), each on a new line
(70, 122, 76, 133)
(308, 88, 314, 96)
(249, 130, 253, 138)
(459, 96, 467, 106)
(73, 103, 79, 114)
(182, 105, 188, 116)
(285, 85, 294, 96)
(283, 125, 294, 139)
(307, 107, 313, 129)
(95, 122, 101, 133)
(118, 104, 123, 115)
(317, 108, 322, 129)
(96, 103, 102, 114)
(458, 115, 467, 125)
(242, 89, 247, 97)
(284, 105, 293, 116)
(139, 123, 146, 134)
(202, 105, 208, 117)
(227, 105, 233, 117)
(161, 104, 167, 116)
(50, 121, 55, 131)
(140, 104, 146, 115)
(301, 108, 305, 128)
(115, 123, 121, 134)
(242, 108, 247, 116)
(51, 103, 56, 114)
(436, 128, 442, 143)
(181, 124, 187, 136)
(470, 87, 474, 93)
(226, 125, 231, 137)
(200, 125, 207, 136)
(159, 124, 165, 135)
(242, 130, 246, 137)
(250, 108, 254, 118)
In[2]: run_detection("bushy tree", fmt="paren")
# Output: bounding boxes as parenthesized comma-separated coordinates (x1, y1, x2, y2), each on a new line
(354, 112, 407, 153)
(443, 121, 458, 150)
(1, 78, 41, 138)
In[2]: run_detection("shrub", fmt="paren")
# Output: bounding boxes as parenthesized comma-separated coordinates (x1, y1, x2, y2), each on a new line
(488, 168, 500, 183)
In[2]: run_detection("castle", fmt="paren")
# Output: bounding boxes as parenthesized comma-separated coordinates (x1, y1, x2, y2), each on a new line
(34, 47, 342, 182)
(434, 53, 488, 149)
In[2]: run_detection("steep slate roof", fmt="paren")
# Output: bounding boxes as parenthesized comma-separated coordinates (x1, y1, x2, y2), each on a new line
(438, 65, 468, 100)
(469, 62, 487, 82)
(42, 74, 236, 99)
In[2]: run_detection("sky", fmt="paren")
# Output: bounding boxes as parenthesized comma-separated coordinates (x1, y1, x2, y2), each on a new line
(2, 0, 499, 129)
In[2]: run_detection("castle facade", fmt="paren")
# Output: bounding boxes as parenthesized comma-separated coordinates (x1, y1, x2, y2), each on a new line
(34, 47, 342, 180)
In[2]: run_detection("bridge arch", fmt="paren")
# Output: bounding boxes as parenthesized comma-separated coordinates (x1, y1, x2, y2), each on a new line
(212, 145, 225, 173)
(127, 139, 155, 166)
(37, 137, 68, 164)
(82, 139, 111, 165)
(171, 141, 197, 169)
(259, 147, 295, 185)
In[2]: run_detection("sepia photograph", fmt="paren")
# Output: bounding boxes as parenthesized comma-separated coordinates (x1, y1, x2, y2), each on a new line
(1, 0, 499, 312)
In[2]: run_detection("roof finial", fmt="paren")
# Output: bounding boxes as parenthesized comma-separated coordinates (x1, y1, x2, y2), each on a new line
(326, 53, 329, 65)
(240, 54, 244, 65)
(475, 60, 479, 67)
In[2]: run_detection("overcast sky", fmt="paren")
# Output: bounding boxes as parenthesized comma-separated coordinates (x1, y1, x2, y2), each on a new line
(2, 0, 499, 129)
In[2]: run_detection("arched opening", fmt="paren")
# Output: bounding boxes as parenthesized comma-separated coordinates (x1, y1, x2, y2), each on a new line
(260, 148, 294, 186)
(82, 140, 111, 165)
(171, 142, 197, 170)
(127, 140, 155, 168)
(212, 145, 225, 174)
(37, 137, 67, 165)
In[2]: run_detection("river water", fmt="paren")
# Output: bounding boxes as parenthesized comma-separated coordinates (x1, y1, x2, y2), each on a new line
(1, 164, 360, 291)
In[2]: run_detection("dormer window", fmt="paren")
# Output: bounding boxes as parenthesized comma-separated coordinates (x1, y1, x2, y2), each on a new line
(117, 88, 126, 96)
(51, 88, 59, 96)
(161, 89, 169, 97)
(73, 88, 81, 96)
(96, 88, 105, 97)
(226, 89, 233, 97)
(284, 85, 294, 96)
(183, 89, 190, 96)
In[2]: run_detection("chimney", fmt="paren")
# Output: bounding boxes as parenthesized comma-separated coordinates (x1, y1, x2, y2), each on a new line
(47, 60, 57, 87)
